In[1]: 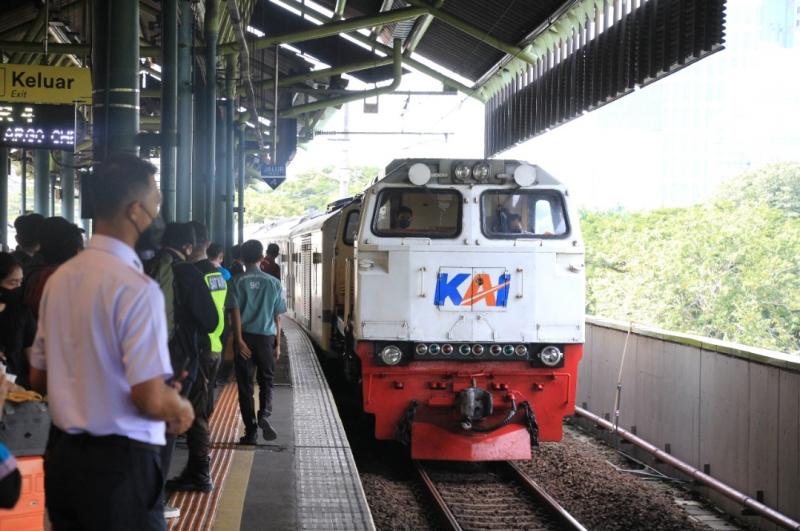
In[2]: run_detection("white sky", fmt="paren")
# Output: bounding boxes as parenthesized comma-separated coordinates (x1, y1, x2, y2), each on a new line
(285, 0, 800, 211)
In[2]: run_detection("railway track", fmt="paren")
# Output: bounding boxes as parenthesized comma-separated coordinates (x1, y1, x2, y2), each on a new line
(414, 460, 586, 531)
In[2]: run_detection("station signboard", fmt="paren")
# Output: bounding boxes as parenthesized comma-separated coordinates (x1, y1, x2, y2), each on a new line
(261, 163, 286, 190)
(0, 103, 76, 150)
(0, 64, 92, 104)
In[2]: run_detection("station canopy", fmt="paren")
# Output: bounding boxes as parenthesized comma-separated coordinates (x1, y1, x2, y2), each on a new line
(0, 0, 726, 158)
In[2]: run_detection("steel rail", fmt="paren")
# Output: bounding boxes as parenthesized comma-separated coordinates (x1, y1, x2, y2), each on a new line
(504, 461, 587, 531)
(413, 462, 461, 531)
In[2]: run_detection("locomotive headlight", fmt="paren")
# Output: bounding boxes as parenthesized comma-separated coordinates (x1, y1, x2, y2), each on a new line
(490, 344, 502, 356)
(379, 345, 403, 366)
(453, 162, 472, 182)
(539, 346, 564, 367)
(441, 344, 453, 355)
(472, 344, 485, 356)
(515, 344, 528, 357)
(513, 164, 537, 186)
(503, 345, 515, 356)
(415, 343, 428, 356)
(429, 344, 440, 355)
(472, 161, 490, 182)
(459, 344, 471, 355)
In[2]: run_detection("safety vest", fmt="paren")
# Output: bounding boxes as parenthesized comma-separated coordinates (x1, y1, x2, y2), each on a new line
(204, 270, 227, 352)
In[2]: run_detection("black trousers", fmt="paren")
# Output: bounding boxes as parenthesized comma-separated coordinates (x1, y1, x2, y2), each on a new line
(185, 349, 222, 458)
(234, 333, 276, 433)
(45, 427, 165, 531)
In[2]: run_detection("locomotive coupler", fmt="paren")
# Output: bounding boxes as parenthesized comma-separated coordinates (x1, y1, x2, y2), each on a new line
(457, 378, 494, 430)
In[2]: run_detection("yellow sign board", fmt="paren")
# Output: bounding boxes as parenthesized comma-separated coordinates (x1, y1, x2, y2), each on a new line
(0, 64, 92, 104)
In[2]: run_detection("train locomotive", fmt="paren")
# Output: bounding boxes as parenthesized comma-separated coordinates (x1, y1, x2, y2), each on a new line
(265, 159, 585, 461)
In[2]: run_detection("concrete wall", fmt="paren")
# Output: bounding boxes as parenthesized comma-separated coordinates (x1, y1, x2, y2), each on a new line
(579, 317, 800, 530)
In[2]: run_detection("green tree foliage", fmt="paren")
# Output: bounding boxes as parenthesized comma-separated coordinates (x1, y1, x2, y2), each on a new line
(245, 165, 378, 223)
(583, 162, 800, 354)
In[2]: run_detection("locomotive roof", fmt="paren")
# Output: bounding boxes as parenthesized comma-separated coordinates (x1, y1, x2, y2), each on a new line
(382, 159, 564, 187)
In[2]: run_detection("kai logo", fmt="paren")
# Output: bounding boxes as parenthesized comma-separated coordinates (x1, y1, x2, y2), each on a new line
(434, 268, 510, 309)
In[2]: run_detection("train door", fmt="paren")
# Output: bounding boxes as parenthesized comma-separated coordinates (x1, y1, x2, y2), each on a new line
(301, 235, 313, 329)
(334, 205, 360, 333)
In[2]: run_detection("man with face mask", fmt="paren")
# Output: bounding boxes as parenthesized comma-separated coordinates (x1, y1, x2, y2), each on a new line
(145, 222, 218, 519)
(29, 153, 194, 530)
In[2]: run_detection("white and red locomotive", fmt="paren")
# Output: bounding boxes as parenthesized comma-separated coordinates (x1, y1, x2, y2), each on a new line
(265, 158, 585, 461)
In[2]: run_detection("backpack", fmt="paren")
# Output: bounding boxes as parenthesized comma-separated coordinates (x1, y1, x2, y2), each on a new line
(145, 250, 180, 341)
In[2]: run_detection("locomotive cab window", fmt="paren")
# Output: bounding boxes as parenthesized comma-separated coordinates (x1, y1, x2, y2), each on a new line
(342, 210, 360, 245)
(481, 190, 568, 238)
(372, 188, 461, 238)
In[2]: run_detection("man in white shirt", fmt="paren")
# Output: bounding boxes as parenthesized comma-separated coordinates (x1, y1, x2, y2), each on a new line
(29, 153, 194, 531)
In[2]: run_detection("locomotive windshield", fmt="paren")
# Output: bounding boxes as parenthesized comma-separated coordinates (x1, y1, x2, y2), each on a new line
(481, 190, 568, 238)
(372, 188, 462, 238)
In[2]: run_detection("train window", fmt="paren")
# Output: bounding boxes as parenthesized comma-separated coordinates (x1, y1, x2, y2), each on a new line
(372, 188, 462, 238)
(481, 190, 568, 239)
(343, 210, 360, 246)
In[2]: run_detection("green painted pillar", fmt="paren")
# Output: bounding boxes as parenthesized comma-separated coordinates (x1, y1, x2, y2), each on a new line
(0, 148, 7, 251)
(204, 0, 219, 232)
(176, 0, 194, 222)
(20, 151, 27, 214)
(213, 106, 226, 247)
(34, 149, 51, 216)
(237, 123, 245, 245)
(160, 0, 179, 221)
(92, 0, 140, 160)
(61, 150, 75, 222)
(224, 56, 236, 253)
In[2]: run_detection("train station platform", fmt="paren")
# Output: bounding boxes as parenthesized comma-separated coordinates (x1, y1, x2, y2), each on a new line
(165, 319, 375, 531)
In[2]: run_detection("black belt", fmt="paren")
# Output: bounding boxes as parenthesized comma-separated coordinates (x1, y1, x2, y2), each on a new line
(51, 426, 161, 453)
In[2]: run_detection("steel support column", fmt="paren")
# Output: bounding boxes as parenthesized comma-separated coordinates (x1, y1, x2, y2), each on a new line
(214, 105, 226, 247)
(224, 56, 236, 253)
(92, 0, 140, 160)
(34, 150, 51, 216)
(20, 151, 26, 214)
(0, 149, 7, 251)
(161, 0, 179, 221)
(176, 0, 194, 222)
(61, 150, 75, 222)
(237, 122, 245, 245)
(204, 0, 219, 232)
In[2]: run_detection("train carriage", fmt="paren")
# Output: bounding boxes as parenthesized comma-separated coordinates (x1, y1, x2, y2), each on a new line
(263, 158, 584, 461)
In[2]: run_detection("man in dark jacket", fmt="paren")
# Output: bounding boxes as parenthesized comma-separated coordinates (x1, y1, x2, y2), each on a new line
(259, 243, 281, 280)
(165, 221, 226, 493)
(11, 213, 44, 276)
(145, 222, 217, 519)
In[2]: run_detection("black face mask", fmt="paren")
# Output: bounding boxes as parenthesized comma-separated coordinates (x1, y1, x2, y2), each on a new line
(131, 206, 165, 256)
(0, 287, 22, 306)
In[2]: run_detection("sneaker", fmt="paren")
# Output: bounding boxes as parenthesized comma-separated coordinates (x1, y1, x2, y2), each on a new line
(239, 432, 258, 445)
(258, 415, 277, 441)
(164, 504, 181, 519)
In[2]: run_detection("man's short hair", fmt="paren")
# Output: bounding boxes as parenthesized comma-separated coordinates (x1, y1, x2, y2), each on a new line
(13, 213, 45, 248)
(231, 244, 241, 260)
(207, 243, 224, 260)
(40, 217, 84, 265)
(161, 222, 195, 250)
(187, 221, 209, 245)
(266, 243, 280, 258)
(240, 240, 263, 264)
(91, 153, 157, 220)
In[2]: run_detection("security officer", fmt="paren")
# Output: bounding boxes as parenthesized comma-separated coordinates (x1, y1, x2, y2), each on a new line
(29, 153, 194, 530)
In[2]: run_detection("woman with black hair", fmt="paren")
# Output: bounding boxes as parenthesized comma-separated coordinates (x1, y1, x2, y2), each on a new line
(0, 253, 36, 388)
